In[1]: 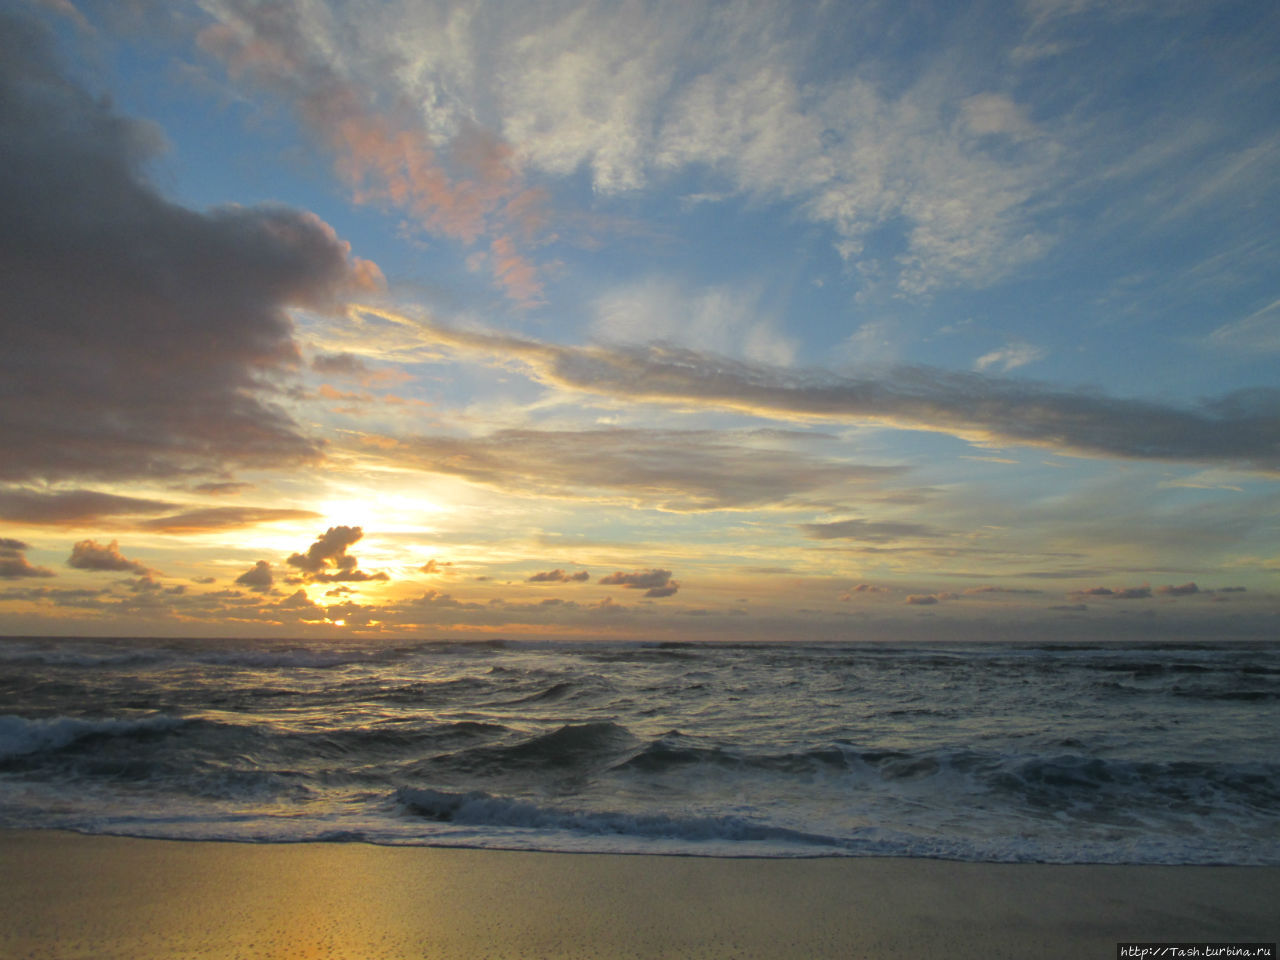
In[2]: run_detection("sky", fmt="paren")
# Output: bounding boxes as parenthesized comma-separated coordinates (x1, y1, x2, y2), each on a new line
(1, 0, 1277, 641)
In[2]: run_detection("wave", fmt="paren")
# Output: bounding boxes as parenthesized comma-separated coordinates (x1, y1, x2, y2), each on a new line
(438, 721, 639, 773)
(188, 646, 395, 670)
(0, 641, 170, 669)
(394, 786, 842, 849)
(0, 713, 186, 761)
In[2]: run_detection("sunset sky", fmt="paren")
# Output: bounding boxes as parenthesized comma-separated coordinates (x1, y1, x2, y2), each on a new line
(2, 0, 1277, 641)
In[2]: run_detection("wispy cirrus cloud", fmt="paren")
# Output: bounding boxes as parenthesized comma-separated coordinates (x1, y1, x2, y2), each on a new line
(592, 278, 797, 366)
(192, 0, 1062, 296)
(974, 342, 1047, 373)
(1210, 298, 1280, 353)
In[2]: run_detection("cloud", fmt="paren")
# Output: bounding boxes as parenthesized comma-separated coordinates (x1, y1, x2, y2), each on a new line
(137, 508, 321, 533)
(369, 424, 902, 512)
(198, 3, 541, 304)
(403, 589, 484, 611)
(419, 559, 453, 574)
(801, 518, 939, 542)
(963, 585, 1044, 595)
(489, 234, 545, 307)
(313, 353, 370, 378)
(599, 568, 679, 597)
(287, 526, 364, 574)
(487, 1, 1054, 291)
(974, 342, 1047, 373)
(1156, 582, 1199, 596)
(1112, 587, 1152, 600)
(286, 526, 388, 583)
(1072, 584, 1152, 600)
(0, 539, 55, 579)
(840, 583, 891, 600)
(527, 569, 590, 583)
(234, 560, 275, 593)
(123, 574, 180, 595)
(592, 279, 796, 366)
(0, 10, 376, 484)
(1209, 298, 1280, 352)
(192, 482, 255, 497)
(0, 489, 173, 525)
(0, 489, 318, 532)
(905, 592, 956, 605)
(374, 308, 1280, 472)
(67, 539, 151, 575)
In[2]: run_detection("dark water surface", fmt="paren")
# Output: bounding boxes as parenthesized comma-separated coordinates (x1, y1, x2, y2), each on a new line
(1, 636, 1276, 863)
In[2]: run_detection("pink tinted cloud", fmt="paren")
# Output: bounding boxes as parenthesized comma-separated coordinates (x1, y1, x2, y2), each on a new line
(490, 235, 545, 307)
(199, 14, 545, 305)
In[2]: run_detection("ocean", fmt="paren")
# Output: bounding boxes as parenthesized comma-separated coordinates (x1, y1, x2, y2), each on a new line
(0, 636, 1276, 864)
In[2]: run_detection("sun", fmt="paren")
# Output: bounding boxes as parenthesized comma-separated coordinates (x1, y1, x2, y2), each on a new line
(314, 490, 444, 535)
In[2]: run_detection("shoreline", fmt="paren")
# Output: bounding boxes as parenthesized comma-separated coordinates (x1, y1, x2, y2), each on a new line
(3, 829, 1277, 959)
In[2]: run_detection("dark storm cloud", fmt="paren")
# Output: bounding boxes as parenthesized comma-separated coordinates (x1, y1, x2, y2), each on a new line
(0, 538, 55, 579)
(599, 569, 679, 598)
(527, 569, 590, 583)
(378, 428, 902, 512)
(67, 539, 151, 574)
(0, 11, 378, 483)
(800, 518, 939, 542)
(388, 309, 1280, 471)
(286, 526, 388, 583)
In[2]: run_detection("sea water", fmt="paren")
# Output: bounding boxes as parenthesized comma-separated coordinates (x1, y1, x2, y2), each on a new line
(0, 637, 1276, 864)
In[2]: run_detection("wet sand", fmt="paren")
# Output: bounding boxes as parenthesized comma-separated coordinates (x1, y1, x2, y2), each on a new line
(1, 829, 1275, 959)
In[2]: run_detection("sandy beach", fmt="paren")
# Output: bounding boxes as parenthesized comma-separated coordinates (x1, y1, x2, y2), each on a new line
(0, 830, 1275, 959)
